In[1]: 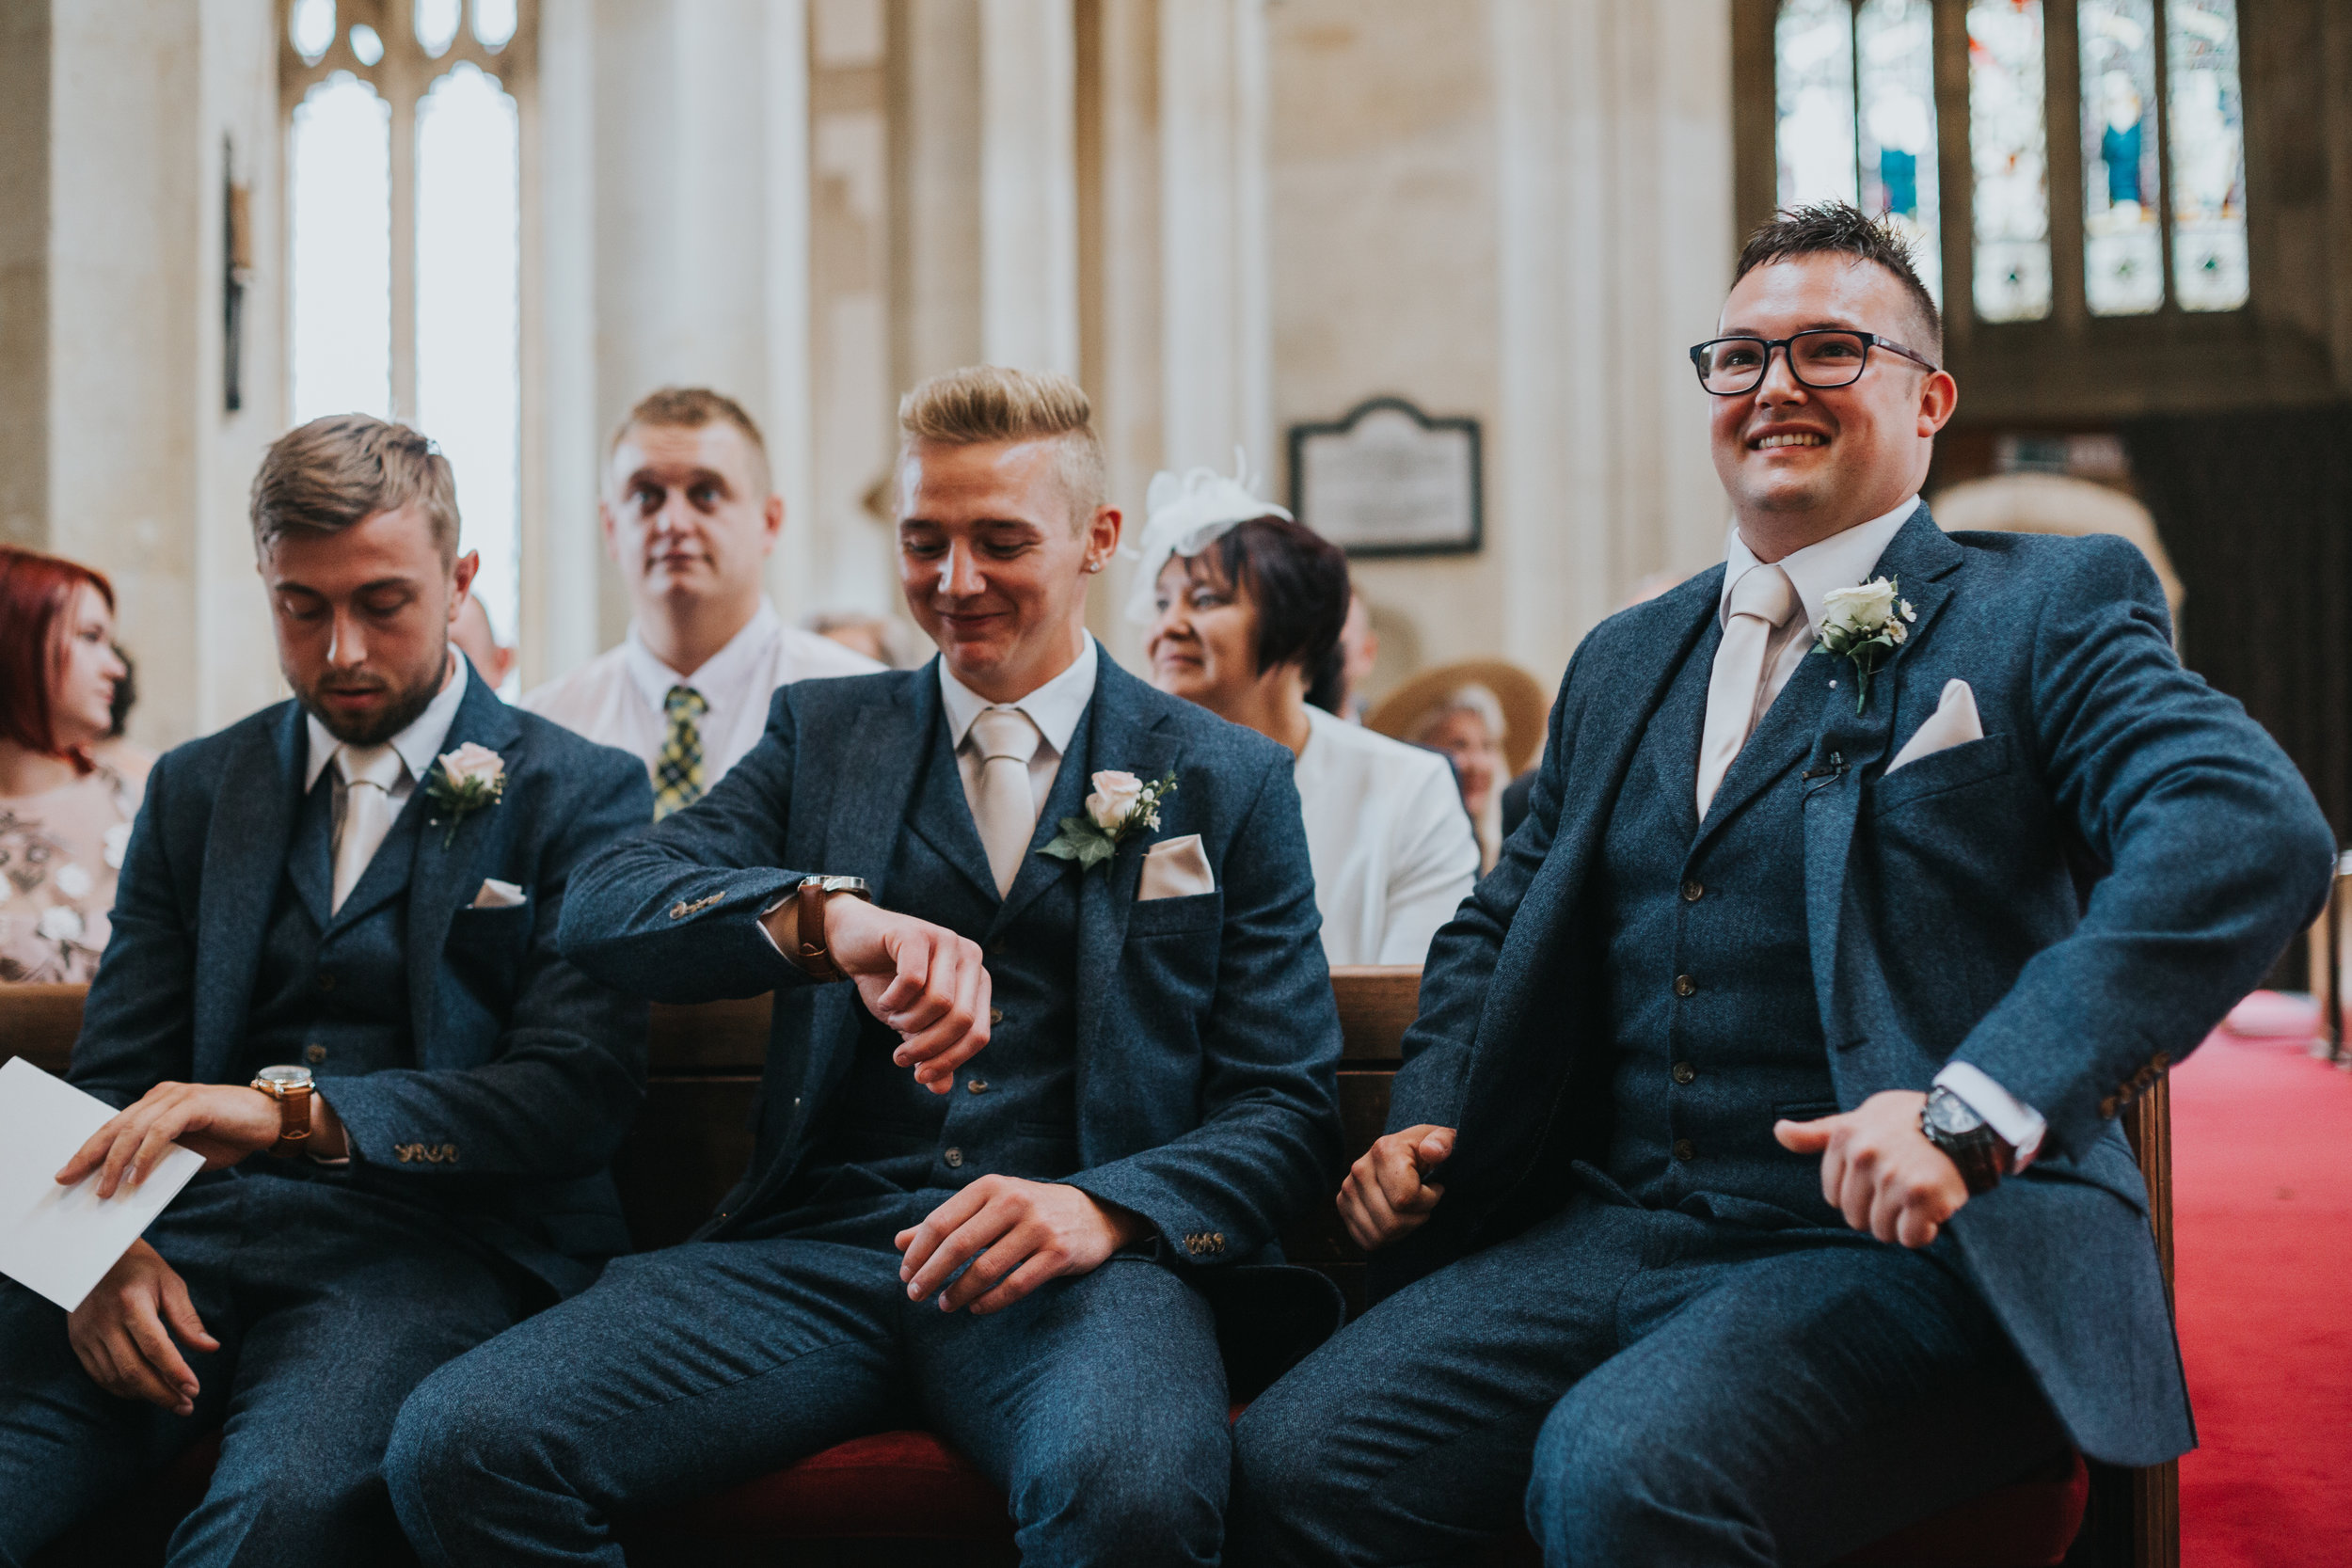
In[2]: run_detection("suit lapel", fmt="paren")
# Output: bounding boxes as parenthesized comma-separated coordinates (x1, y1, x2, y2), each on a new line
(902, 711, 999, 905)
(1449, 576, 1719, 1185)
(405, 676, 523, 1066)
(820, 666, 934, 901)
(1695, 639, 1836, 846)
(193, 706, 308, 1082)
(283, 771, 336, 931)
(1071, 662, 1180, 1156)
(1802, 506, 1963, 1025)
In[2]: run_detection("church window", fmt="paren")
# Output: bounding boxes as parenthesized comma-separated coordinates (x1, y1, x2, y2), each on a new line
(2164, 0, 2247, 311)
(1967, 0, 2052, 322)
(280, 3, 532, 671)
(1855, 1, 1941, 306)
(1775, 0, 1858, 212)
(2079, 0, 2163, 314)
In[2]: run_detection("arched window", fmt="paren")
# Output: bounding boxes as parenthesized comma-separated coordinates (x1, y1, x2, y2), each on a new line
(1754, 0, 2249, 326)
(281, 0, 531, 676)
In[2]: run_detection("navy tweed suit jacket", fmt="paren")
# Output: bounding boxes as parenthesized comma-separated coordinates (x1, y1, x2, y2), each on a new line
(69, 662, 654, 1298)
(555, 655, 1345, 1288)
(1376, 507, 2334, 1467)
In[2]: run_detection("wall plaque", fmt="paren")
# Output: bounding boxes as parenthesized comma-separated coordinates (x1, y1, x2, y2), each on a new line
(1287, 397, 1482, 557)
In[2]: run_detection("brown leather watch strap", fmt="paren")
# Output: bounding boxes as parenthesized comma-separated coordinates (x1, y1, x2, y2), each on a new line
(796, 879, 844, 981)
(265, 1085, 312, 1157)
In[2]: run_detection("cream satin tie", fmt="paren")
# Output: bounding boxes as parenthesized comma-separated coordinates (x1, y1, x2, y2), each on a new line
(331, 744, 405, 914)
(1694, 562, 1798, 821)
(968, 707, 1042, 897)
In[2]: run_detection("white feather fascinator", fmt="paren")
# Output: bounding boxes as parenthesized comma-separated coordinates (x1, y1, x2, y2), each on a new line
(1121, 450, 1294, 624)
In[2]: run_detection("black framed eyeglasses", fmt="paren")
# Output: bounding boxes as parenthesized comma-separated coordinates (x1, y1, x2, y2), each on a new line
(1688, 330, 1940, 395)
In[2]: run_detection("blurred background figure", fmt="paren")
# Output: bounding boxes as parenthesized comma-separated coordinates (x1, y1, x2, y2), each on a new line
(1310, 592, 1380, 723)
(1408, 685, 1510, 872)
(1136, 462, 1477, 966)
(803, 610, 929, 670)
(451, 594, 516, 690)
(0, 546, 145, 983)
(525, 387, 879, 817)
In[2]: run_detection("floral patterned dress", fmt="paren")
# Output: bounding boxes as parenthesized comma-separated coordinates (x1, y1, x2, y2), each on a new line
(0, 760, 147, 984)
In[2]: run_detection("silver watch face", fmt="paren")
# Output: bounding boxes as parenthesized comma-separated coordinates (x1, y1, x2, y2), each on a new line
(1925, 1088, 1983, 1137)
(256, 1065, 313, 1090)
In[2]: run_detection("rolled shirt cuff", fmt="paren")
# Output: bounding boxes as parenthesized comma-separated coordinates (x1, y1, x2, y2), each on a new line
(1933, 1060, 2047, 1169)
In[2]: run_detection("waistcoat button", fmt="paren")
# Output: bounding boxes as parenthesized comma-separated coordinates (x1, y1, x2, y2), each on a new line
(967, 1078, 990, 1094)
(1680, 880, 1704, 902)
(1673, 974, 1696, 998)
(305, 1044, 327, 1065)
(317, 973, 336, 993)
(944, 1147, 965, 1168)
(1671, 1061, 1695, 1085)
(1673, 1137, 1696, 1162)
(989, 1007, 1005, 1025)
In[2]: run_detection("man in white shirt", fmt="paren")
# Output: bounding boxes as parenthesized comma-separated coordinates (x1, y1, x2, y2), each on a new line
(524, 387, 879, 816)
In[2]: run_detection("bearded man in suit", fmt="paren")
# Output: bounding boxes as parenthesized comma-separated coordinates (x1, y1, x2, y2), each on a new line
(385, 366, 1343, 1567)
(0, 416, 651, 1566)
(1229, 204, 2334, 1566)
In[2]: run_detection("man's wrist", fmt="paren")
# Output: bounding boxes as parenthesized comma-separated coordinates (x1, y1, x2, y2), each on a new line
(1919, 1086, 2014, 1196)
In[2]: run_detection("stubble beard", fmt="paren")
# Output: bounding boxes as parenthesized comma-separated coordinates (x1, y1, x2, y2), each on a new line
(295, 651, 450, 748)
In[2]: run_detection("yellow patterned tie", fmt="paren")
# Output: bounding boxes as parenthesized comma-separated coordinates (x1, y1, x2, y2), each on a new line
(654, 686, 708, 820)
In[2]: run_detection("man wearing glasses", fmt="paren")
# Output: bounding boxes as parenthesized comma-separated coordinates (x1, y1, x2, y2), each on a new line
(1230, 203, 2331, 1564)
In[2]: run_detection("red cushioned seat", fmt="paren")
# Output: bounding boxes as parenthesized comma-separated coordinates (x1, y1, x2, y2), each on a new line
(617, 1431, 1015, 1544)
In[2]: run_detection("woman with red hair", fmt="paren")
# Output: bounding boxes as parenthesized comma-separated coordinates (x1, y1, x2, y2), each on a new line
(0, 546, 145, 982)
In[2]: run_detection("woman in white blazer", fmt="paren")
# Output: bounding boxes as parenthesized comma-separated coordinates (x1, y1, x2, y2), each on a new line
(1134, 463, 1479, 967)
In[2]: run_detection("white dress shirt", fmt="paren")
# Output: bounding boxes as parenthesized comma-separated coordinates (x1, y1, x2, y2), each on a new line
(1712, 498, 2047, 1164)
(522, 598, 881, 794)
(303, 651, 470, 847)
(1293, 705, 1481, 966)
(938, 634, 1100, 832)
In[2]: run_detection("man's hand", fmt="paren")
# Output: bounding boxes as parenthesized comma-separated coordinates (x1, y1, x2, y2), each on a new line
(772, 895, 991, 1095)
(66, 1240, 218, 1417)
(895, 1177, 1143, 1315)
(1775, 1090, 1968, 1248)
(55, 1081, 345, 1196)
(1337, 1125, 1454, 1252)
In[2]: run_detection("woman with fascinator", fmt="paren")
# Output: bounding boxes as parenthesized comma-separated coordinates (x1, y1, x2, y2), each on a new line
(1134, 458, 1479, 966)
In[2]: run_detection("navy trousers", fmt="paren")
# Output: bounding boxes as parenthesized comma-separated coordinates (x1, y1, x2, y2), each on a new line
(1229, 1176, 2069, 1568)
(0, 1171, 527, 1568)
(386, 1187, 1232, 1568)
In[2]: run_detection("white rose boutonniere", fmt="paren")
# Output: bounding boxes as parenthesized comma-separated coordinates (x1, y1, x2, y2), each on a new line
(1813, 576, 1915, 714)
(423, 742, 507, 847)
(1041, 768, 1177, 873)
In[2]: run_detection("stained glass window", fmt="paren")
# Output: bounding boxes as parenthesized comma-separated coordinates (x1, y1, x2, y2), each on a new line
(289, 73, 391, 422)
(416, 62, 522, 659)
(2166, 0, 2247, 311)
(1855, 0, 1940, 306)
(2079, 0, 2162, 314)
(1968, 1, 2051, 322)
(1776, 0, 1857, 211)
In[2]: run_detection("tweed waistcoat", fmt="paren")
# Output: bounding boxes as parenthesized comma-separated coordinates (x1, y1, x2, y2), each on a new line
(791, 701, 1098, 1201)
(1595, 617, 1842, 1224)
(239, 772, 428, 1088)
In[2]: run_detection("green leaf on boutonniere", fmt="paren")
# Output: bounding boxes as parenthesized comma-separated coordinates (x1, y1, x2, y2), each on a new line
(1040, 816, 1120, 870)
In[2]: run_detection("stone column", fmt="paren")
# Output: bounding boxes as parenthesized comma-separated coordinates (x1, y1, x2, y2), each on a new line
(1489, 0, 1732, 682)
(1156, 0, 1273, 476)
(0, 0, 48, 552)
(980, 0, 1080, 373)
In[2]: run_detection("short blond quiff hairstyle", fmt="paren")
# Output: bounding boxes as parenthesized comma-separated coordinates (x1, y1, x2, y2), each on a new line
(249, 415, 462, 563)
(897, 365, 1106, 522)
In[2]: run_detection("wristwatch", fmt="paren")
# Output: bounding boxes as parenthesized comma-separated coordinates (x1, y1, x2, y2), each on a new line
(793, 875, 873, 982)
(1919, 1085, 2015, 1196)
(250, 1065, 315, 1157)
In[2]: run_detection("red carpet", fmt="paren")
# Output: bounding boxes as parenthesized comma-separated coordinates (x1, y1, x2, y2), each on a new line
(2171, 1020, 2352, 1566)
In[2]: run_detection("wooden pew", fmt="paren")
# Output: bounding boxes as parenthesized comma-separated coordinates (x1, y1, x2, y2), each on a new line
(2, 978, 2177, 1566)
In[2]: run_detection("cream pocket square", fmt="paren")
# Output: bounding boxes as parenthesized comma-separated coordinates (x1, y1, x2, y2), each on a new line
(1886, 679, 1984, 773)
(471, 878, 527, 910)
(1137, 834, 1215, 901)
